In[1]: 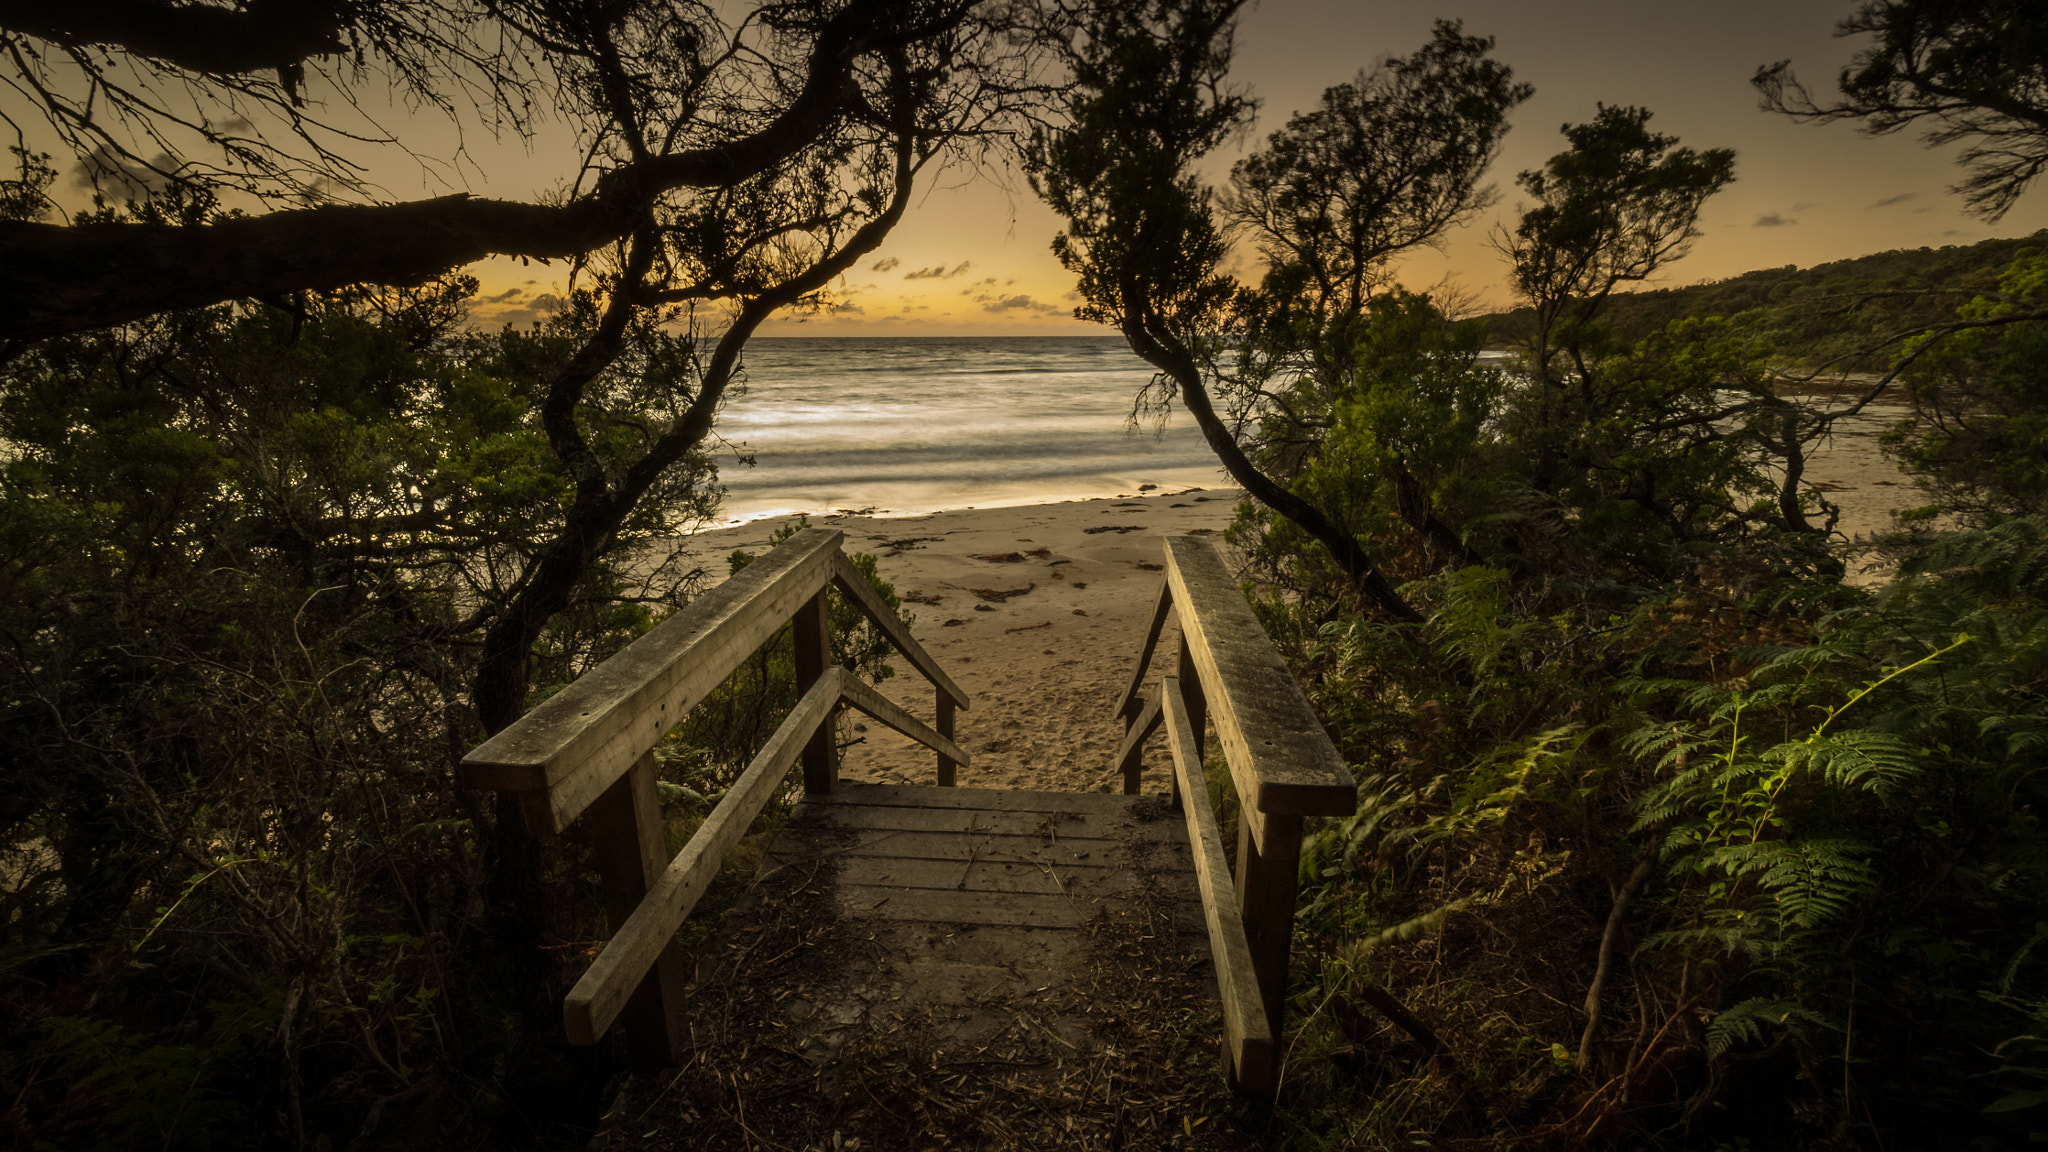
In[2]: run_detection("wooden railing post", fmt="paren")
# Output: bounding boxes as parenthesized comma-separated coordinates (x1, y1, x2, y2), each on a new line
(793, 588, 836, 794)
(586, 751, 688, 1065)
(1235, 812, 1302, 1088)
(1171, 635, 1207, 810)
(936, 692, 958, 786)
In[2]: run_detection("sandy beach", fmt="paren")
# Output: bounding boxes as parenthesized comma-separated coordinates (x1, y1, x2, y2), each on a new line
(675, 487, 1244, 796)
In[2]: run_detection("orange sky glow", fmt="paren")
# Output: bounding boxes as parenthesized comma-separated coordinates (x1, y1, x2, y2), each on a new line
(622, 0, 2039, 338)
(19, 2, 2045, 335)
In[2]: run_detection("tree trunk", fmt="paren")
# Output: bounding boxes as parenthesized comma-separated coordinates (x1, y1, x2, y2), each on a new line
(1119, 315, 1422, 623)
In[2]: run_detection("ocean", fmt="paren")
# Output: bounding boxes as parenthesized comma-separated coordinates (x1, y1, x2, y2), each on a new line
(710, 336, 1230, 522)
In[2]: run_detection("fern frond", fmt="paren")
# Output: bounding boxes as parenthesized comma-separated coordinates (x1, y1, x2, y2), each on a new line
(1763, 730, 1923, 799)
(1706, 998, 1804, 1060)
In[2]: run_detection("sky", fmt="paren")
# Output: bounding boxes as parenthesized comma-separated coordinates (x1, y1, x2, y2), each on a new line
(21, 1, 2047, 334)
(649, 0, 2044, 337)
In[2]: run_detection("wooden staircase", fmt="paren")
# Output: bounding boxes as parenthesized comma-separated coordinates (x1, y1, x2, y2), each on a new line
(459, 526, 1356, 1140)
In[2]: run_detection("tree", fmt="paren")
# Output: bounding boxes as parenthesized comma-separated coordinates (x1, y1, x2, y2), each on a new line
(1755, 0, 2048, 221)
(1499, 104, 1737, 419)
(1885, 251, 2048, 522)
(0, 0, 1060, 1009)
(1217, 22, 1528, 580)
(1028, 5, 1531, 622)
(0, 0, 1049, 338)
(1755, 2, 2048, 531)
(1224, 20, 1531, 320)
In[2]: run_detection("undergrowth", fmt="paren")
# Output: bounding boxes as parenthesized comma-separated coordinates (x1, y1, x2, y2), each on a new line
(1241, 518, 2048, 1149)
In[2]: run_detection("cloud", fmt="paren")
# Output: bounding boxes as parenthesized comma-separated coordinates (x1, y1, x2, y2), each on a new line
(826, 300, 865, 315)
(71, 145, 179, 197)
(1753, 212, 1797, 228)
(1872, 192, 1918, 208)
(870, 257, 901, 273)
(904, 260, 973, 280)
(983, 294, 1063, 316)
(482, 287, 526, 303)
(1793, 200, 1818, 212)
(481, 292, 563, 329)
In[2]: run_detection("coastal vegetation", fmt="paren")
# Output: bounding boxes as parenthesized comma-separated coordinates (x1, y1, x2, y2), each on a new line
(0, 1, 1037, 1144)
(1031, 0, 2048, 1147)
(1, 0, 2044, 1149)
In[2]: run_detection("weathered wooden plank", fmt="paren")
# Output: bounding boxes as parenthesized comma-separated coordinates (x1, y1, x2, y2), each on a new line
(1161, 676, 1275, 1092)
(1164, 536, 1356, 820)
(1235, 809, 1302, 1070)
(832, 550, 970, 710)
(801, 802, 1175, 842)
(1112, 576, 1175, 722)
(838, 884, 1200, 930)
(462, 526, 843, 834)
(835, 855, 1139, 898)
(936, 692, 957, 788)
(812, 783, 1145, 816)
(771, 829, 1158, 867)
(1115, 687, 1165, 795)
(561, 667, 843, 1046)
(837, 676, 970, 771)
(584, 752, 688, 1064)
(794, 588, 837, 795)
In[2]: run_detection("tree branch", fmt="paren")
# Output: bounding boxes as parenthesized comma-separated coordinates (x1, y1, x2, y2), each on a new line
(0, 0, 346, 76)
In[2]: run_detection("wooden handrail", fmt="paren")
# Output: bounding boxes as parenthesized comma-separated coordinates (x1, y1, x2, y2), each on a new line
(1113, 575, 1175, 722)
(1160, 674, 1274, 1091)
(564, 668, 848, 1044)
(1112, 534, 1358, 1095)
(837, 673, 969, 767)
(462, 527, 846, 835)
(830, 551, 969, 710)
(1113, 686, 1164, 794)
(460, 526, 970, 1062)
(1162, 536, 1355, 819)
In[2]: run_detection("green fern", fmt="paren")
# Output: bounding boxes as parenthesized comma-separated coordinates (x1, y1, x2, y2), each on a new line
(1760, 730, 1921, 800)
(1705, 997, 1819, 1060)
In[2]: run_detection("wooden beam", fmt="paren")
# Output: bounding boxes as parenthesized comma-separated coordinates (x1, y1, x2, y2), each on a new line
(1176, 633, 1208, 814)
(1114, 686, 1164, 795)
(936, 692, 957, 788)
(562, 668, 847, 1046)
(1163, 537, 1356, 821)
(831, 551, 970, 711)
(583, 752, 687, 1065)
(1161, 676, 1275, 1093)
(1111, 576, 1175, 722)
(838, 674, 970, 770)
(794, 588, 836, 796)
(1236, 809, 1302, 1064)
(460, 527, 842, 835)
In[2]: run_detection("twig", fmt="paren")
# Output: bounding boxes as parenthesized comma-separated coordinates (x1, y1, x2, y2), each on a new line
(1354, 980, 1452, 1066)
(1580, 852, 1657, 1062)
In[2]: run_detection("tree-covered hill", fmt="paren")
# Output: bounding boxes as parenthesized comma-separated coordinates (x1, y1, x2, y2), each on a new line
(1480, 228, 2048, 368)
